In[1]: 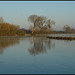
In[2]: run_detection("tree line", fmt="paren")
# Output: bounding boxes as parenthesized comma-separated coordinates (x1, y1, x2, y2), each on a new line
(0, 15, 75, 36)
(28, 14, 75, 34)
(0, 17, 26, 36)
(63, 25, 75, 33)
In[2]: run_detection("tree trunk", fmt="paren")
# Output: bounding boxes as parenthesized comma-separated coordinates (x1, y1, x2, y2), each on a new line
(32, 27, 34, 34)
(32, 23, 35, 34)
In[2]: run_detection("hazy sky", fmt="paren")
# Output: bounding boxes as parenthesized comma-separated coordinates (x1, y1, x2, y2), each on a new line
(0, 1, 75, 30)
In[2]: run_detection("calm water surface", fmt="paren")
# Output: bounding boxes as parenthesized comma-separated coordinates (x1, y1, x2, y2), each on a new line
(0, 36, 75, 74)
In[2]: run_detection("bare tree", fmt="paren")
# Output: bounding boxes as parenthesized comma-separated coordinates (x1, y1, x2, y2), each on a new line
(63, 25, 71, 33)
(28, 15, 38, 33)
(28, 15, 46, 33)
(45, 19, 55, 29)
(28, 15, 55, 34)
(63, 25, 75, 33)
(34, 16, 46, 30)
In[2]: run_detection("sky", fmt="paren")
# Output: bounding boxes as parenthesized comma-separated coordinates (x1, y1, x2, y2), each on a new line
(0, 1, 75, 31)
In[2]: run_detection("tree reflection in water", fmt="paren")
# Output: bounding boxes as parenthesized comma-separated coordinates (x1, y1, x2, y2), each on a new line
(28, 37, 55, 56)
(0, 36, 23, 54)
(0, 36, 55, 55)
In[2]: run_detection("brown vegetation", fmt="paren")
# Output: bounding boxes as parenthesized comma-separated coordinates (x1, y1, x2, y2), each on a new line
(0, 23, 26, 36)
(0, 16, 26, 36)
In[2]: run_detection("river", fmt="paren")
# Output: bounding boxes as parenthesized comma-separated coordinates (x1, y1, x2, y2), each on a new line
(0, 36, 75, 74)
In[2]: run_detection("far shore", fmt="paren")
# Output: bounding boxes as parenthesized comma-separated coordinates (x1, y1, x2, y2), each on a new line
(0, 33, 75, 37)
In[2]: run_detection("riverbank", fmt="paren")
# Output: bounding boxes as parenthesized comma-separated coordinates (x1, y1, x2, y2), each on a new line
(0, 33, 75, 37)
(32, 33, 75, 37)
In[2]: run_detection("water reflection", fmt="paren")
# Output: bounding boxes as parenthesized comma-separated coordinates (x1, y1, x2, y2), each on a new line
(0, 36, 72, 55)
(0, 36, 23, 54)
(28, 37, 55, 56)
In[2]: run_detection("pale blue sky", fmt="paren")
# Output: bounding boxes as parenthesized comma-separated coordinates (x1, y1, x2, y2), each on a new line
(0, 1, 75, 30)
